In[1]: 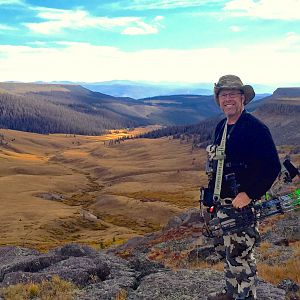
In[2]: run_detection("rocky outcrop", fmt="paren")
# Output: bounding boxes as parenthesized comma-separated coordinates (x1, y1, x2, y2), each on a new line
(1, 208, 298, 299)
(0, 243, 287, 299)
(0, 244, 110, 287)
(128, 270, 286, 300)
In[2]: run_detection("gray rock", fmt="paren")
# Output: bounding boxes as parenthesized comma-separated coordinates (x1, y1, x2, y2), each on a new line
(52, 243, 98, 257)
(0, 246, 39, 264)
(163, 209, 203, 231)
(1, 255, 110, 287)
(187, 245, 215, 262)
(75, 254, 137, 300)
(0, 252, 63, 283)
(36, 192, 64, 201)
(129, 254, 166, 281)
(0, 244, 120, 288)
(128, 269, 218, 300)
(77, 272, 138, 299)
(181, 210, 203, 227)
(205, 253, 222, 264)
(257, 280, 286, 300)
(261, 212, 300, 243)
(163, 216, 183, 231)
(0, 243, 288, 300)
(277, 279, 299, 293)
(127, 269, 285, 300)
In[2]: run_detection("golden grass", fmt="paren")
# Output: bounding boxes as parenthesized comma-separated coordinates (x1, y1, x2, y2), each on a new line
(258, 241, 281, 260)
(96, 212, 161, 234)
(115, 190, 198, 209)
(1, 275, 78, 300)
(259, 215, 285, 234)
(257, 241, 300, 287)
(192, 261, 224, 272)
(292, 241, 300, 258)
(258, 258, 300, 285)
(115, 288, 128, 300)
(147, 246, 225, 273)
(0, 150, 44, 161)
(0, 128, 297, 254)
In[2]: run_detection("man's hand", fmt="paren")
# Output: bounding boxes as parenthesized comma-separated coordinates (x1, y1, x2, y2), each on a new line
(232, 192, 251, 208)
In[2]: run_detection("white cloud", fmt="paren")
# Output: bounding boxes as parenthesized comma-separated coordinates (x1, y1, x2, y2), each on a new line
(122, 21, 158, 35)
(0, 24, 17, 30)
(122, 26, 156, 35)
(0, 37, 299, 85)
(285, 32, 300, 44)
(229, 25, 241, 32)
(0, 0, 23, 5)
(24, 7, 162, 35)
(224, 0, 300, 20)
(111, 0, 224, 10)
(154, 16, 164, 21)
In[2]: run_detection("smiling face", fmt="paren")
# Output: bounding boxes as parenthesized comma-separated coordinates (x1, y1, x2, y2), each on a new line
(218, 89, 245, 124)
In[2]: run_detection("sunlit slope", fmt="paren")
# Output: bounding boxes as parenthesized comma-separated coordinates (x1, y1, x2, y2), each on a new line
(0, 127, 206, 250)
(253, 88, 300, 145)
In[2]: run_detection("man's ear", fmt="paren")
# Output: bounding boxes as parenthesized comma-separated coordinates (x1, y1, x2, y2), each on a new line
(241, 94, 246, 104)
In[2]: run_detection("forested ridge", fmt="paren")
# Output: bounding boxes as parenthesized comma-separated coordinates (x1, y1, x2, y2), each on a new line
(0, 92, 139, 134)
(138, 116, 222, 148)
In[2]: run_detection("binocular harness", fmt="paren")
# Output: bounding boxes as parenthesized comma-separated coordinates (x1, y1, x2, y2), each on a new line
(200, 143, 300, 238)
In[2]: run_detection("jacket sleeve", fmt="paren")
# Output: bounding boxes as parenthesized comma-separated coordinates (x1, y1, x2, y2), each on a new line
(241, 123, 281, 200)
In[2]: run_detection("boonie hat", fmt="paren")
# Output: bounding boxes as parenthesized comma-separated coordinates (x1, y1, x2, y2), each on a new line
(214, 75, 255, 106)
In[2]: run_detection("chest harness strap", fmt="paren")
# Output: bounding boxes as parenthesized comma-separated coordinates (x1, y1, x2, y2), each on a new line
(213, 121, 228, 204)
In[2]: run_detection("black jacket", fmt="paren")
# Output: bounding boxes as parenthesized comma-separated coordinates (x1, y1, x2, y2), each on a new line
(211, 110, 281, 200)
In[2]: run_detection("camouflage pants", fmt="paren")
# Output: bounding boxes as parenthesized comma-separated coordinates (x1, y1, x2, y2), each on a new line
(215, 207, 260, 300)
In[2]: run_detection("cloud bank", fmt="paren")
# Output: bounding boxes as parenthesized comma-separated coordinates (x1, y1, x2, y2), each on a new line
(0, 34, 299, 85)
(24, 7, 162, 35)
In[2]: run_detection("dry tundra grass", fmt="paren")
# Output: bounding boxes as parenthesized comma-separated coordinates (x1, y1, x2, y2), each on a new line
(0, 127, 207, 250)
(1, 275, 78, 300)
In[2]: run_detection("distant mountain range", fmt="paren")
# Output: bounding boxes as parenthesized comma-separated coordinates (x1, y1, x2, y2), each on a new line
(37, 80, 276, 99)
(82, 81, 212, 99)
(0, 82, 299, 144)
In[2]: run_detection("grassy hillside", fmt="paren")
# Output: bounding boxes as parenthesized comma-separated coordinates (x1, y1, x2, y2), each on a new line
(252, 88, 300, 145)
(0, 126, 207, 251)
(139, 94, 221, 125)
(1, 126, 298, 251)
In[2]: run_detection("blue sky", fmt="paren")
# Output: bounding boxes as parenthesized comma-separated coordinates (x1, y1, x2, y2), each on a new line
(0, 0, 300, 87)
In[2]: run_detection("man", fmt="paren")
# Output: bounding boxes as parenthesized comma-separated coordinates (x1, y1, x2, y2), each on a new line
(206, 75, 281, 300)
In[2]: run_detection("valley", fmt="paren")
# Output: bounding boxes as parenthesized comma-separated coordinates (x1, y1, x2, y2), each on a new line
(0, 127, 207, 251)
